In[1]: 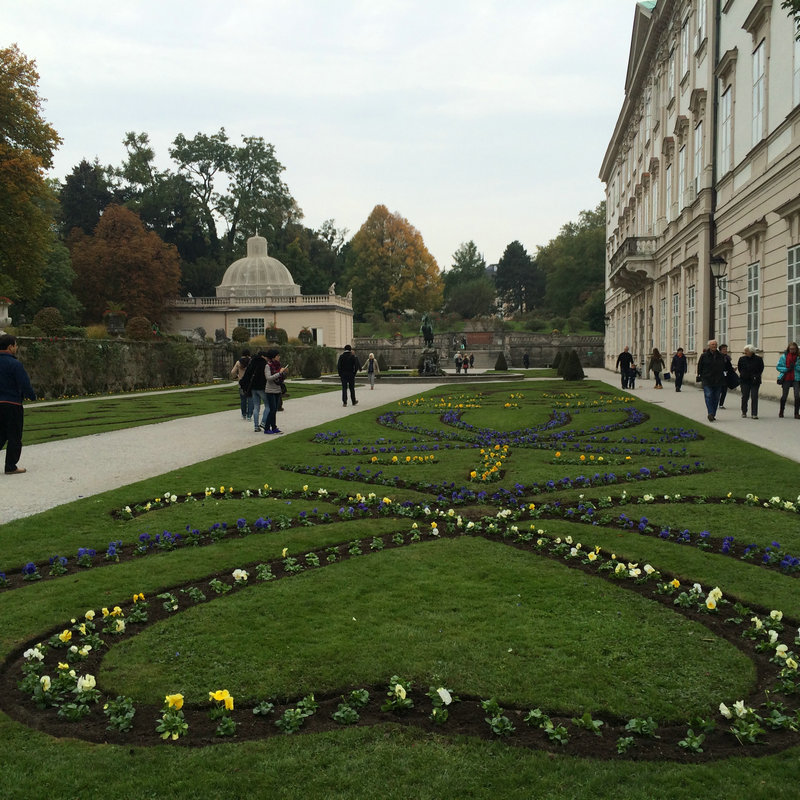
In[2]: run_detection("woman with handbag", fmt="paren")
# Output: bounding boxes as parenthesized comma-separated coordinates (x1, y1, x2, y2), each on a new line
(776, 341, 800, 418)
(737, 345, 763, 419)
(647, 348, 665, 389)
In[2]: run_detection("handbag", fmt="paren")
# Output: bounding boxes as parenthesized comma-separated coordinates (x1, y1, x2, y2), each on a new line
(725, 370, 740, 390)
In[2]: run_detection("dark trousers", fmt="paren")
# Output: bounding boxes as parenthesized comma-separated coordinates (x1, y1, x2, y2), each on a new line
(740, 381, 759, 416)
(779, 380, 800, 415)
(341, 376, 356, 405)
(265, 392, 280, 431)
(0, 403, 24, 472)
(674, 371, 685, 390)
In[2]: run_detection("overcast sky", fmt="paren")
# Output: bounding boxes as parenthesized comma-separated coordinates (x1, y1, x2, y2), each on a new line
(4, 0, 635, 269)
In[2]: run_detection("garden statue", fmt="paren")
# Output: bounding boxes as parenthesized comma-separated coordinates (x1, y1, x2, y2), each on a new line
(420, 313, 434, 348)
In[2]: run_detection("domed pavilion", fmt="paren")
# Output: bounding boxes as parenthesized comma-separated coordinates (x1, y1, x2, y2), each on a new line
(165, 235, 353, 347)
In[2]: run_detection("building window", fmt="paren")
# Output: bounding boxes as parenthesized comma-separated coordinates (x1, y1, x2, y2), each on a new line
(668, 46, 676, 98)
(696, 0, 707, 47)
(747, 263, 760, 347)
(789, 246, 800, 343)
(237, 318, 265, 338)
(716, 278, 728, 343)
(642, 191, 649, 235)
(681, 17, 690, 78)
(687, 284, 696, 352)
(665, 164, 672, 223)
(672, 292, 680, 352)
(660, 296, 667, 352)
(693, 121, 703, 195)
(678, 146, 686, 209)
(752, 39, 765, 145)
(720, 85, 732, 170)
(644, 89, 652, 142)
(795, 32, 800, 107)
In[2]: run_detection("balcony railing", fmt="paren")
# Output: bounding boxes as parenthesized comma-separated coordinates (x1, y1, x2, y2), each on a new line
(169, 294, 353, 310)
(608, 236, 659, 293)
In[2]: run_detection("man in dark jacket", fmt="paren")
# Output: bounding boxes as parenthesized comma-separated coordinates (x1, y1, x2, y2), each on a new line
(737, 344, 764, 419)
(0, 335, 37, 474)
(615, 346, 635, 389)
(670, 348, 687, 392)
(696, 339, 726, 422)
(338, 344, 361, 407)
(240, 351, 268, 431)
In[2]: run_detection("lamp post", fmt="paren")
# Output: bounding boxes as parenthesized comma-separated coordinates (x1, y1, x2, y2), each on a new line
(709, 256, 741, 302)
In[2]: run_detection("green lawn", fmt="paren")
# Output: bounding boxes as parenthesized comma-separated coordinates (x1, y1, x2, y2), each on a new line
(1, 379, 799, 800)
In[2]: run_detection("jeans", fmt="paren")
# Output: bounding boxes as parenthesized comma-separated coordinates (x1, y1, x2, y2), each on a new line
(653, 371, 662, 387)
(264, 392, 280, 431)
(251, 389, 267, 428)
(674, 371, 684, 390)
(239, 390, 253, 418)
(740, 381, 759, 416)
(702, 384, 722, 417)
(341, 376, 356, 405)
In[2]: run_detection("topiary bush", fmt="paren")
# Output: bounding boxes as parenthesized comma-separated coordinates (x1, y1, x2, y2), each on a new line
(377, 353, 389, 372)
(300, 347, 323, 379)
(32, 307, 65, 336)
(553, 350, 563, 372)
(231, 326, 250, 343)
(494, 352, 508, 371)
(561, 349, 585, 381)
(125, 316, 153, 340)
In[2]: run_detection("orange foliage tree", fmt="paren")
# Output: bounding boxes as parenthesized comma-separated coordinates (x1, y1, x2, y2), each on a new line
(69, 204, 181, 323)
(344, 205, 443, 320)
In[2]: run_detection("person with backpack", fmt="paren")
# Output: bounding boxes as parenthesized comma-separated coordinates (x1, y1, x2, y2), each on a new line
(230, 349, 252, 420)
(240, 351, 268, 431)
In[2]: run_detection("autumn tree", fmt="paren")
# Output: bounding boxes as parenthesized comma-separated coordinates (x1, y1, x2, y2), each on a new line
(0, 44, 62, 299)
(344, 205, 443, 320)
(69, 204, 181, 323)
(494, 240, 544, 313)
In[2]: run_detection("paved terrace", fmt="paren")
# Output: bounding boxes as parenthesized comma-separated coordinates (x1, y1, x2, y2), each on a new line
(2, 368, 797, 524)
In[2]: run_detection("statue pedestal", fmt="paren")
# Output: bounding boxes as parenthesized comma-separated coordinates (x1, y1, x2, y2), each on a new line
(418, 347, 446, 376)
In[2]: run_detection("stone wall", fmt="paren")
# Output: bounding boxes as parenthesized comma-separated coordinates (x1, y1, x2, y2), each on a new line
(352, 332, 604, 370)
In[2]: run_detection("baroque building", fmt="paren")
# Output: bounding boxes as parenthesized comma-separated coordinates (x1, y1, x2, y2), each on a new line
(601, 0, 800, 395)
(163, 235, 353, 347)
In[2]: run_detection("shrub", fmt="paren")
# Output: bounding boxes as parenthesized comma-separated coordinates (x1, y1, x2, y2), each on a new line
(125, 316, 153, 340)
(300, 348, 323, 379)
(32, 307, 65, 336)
(232, 326, 250, 343)
(567, 316, 583, 333)
(524, 317, 548, 332)
(494, 352, 508, 371)
(377, 353, 389, 371)
(63, 326, 87, 338)
(552, 350, 563, 372)
(86, 324, 108, 340)
(561, 349, 585, 381)
(266, 327, 288, 345)
(549, 317, 566, 332)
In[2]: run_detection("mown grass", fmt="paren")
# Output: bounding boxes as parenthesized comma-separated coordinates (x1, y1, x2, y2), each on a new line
(1, 378, 799, 800)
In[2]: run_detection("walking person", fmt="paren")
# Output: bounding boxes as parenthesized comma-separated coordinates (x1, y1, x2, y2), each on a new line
(776, 341, 800, 418)
(648, 348, 665, 389)
(461, 354, 469, 375)
(696, 339, 726, 422)
(469, 353, 475, 369)
(522, 352, 530, 369)
(717, 344, 734, 409)
(263, 349, 288, 434)
(241, 351, 268, 431)
(338, 344, 361, 407)
(738, 345, 764, 419)
(615, 346, 634, 389)
(363, 352, 380, 390)
(670, 348, 687, 391)
(454, 352, 462, 374)
(0, 334, 37, 474)
(230, 349, 253, 420)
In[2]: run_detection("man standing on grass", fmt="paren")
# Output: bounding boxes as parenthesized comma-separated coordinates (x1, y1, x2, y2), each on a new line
(338, 344, 361, 407)
(0, 334, 36, 474)
(696, 338, 726, 422)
